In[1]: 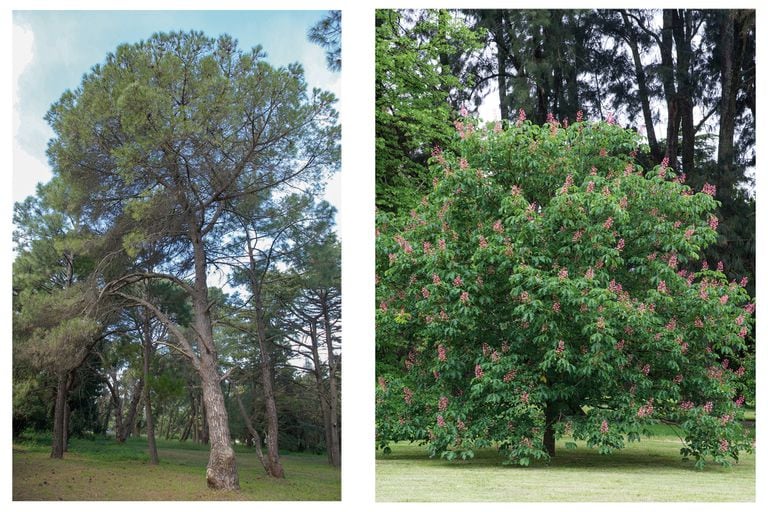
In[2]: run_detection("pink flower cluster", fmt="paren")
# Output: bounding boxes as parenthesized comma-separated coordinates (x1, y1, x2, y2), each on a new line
(616, 238, 625, 251)
(478, 235, 488, 249)
(421, 287, 430, 299)
(437, 414, 446, 427)
(701, 183, 717, 196)
(520, 392, 530, 404)
(703, 401, 714, 414)
(719, 439, 729, 453)
(517, 108, 527, 125)
(637, 400, 654, 418)
(438, 396, 449, 411)
(552, 302, 561, 313)
(460, 291, 470, 303)
(503, 369, 517, 383)
(558, 268, 569, 280)
(394, 235, 413, 254)
(679, 401, 694, 411)
(403, 387, 413, 404)
(555, 340, 565, 354)
(603, 217, 614, 230)
(475, 364, 484, 379)
(600, 419, 609, 434)
(657, 280, 667, 293)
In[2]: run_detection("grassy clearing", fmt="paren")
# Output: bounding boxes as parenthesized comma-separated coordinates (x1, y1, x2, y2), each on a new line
(376, 425, 755, 502)
(13, 434, 339, 501)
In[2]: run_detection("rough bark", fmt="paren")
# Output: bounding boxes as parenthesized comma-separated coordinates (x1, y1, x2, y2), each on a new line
(200, 355, 239, 490)
(191, 233, 239, 490)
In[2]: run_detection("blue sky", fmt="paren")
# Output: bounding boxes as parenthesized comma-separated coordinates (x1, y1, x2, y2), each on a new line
(12, 10, 340, 206)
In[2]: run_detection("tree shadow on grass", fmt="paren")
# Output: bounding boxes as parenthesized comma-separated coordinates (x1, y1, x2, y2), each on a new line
(377, 440, 749, 474)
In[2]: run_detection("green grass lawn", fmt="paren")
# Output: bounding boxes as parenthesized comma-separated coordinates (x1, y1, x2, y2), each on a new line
(13, 434, 340, 501)
(376, 426, 755, 502)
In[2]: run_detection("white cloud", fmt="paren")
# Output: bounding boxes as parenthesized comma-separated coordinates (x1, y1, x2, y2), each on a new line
(13, 21, 52, 203)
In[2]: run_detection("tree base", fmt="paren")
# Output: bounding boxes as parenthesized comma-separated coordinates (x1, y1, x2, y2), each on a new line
(206, 445, 240, 490)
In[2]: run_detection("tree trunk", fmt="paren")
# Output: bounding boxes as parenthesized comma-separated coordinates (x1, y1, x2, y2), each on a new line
(107, 373, 125, 443)
(199, 354, 239, 490)
(234, 391, 270, 474)
(543, 401, 556, 457)
(191, 233, 239, 490)
(493, 11, 510, 121)
(118, 379, 144, 443)
(63, 401, 71, 452)
(621, 10, 661, 161)
(660, 10, 680, 166)
(717, 10, 738, 178)
(322, 295, 341, 468)
(142, 316, 159, 464)
(51, 373, 68, 459)
(246, 226, 285, 479)
(254, 293, 286, 478)
(309, 320, 335, 466)
(672, 10, 696, 176)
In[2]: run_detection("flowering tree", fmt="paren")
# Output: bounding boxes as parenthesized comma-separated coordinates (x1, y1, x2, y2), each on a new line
(375, 111, 754, 468)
